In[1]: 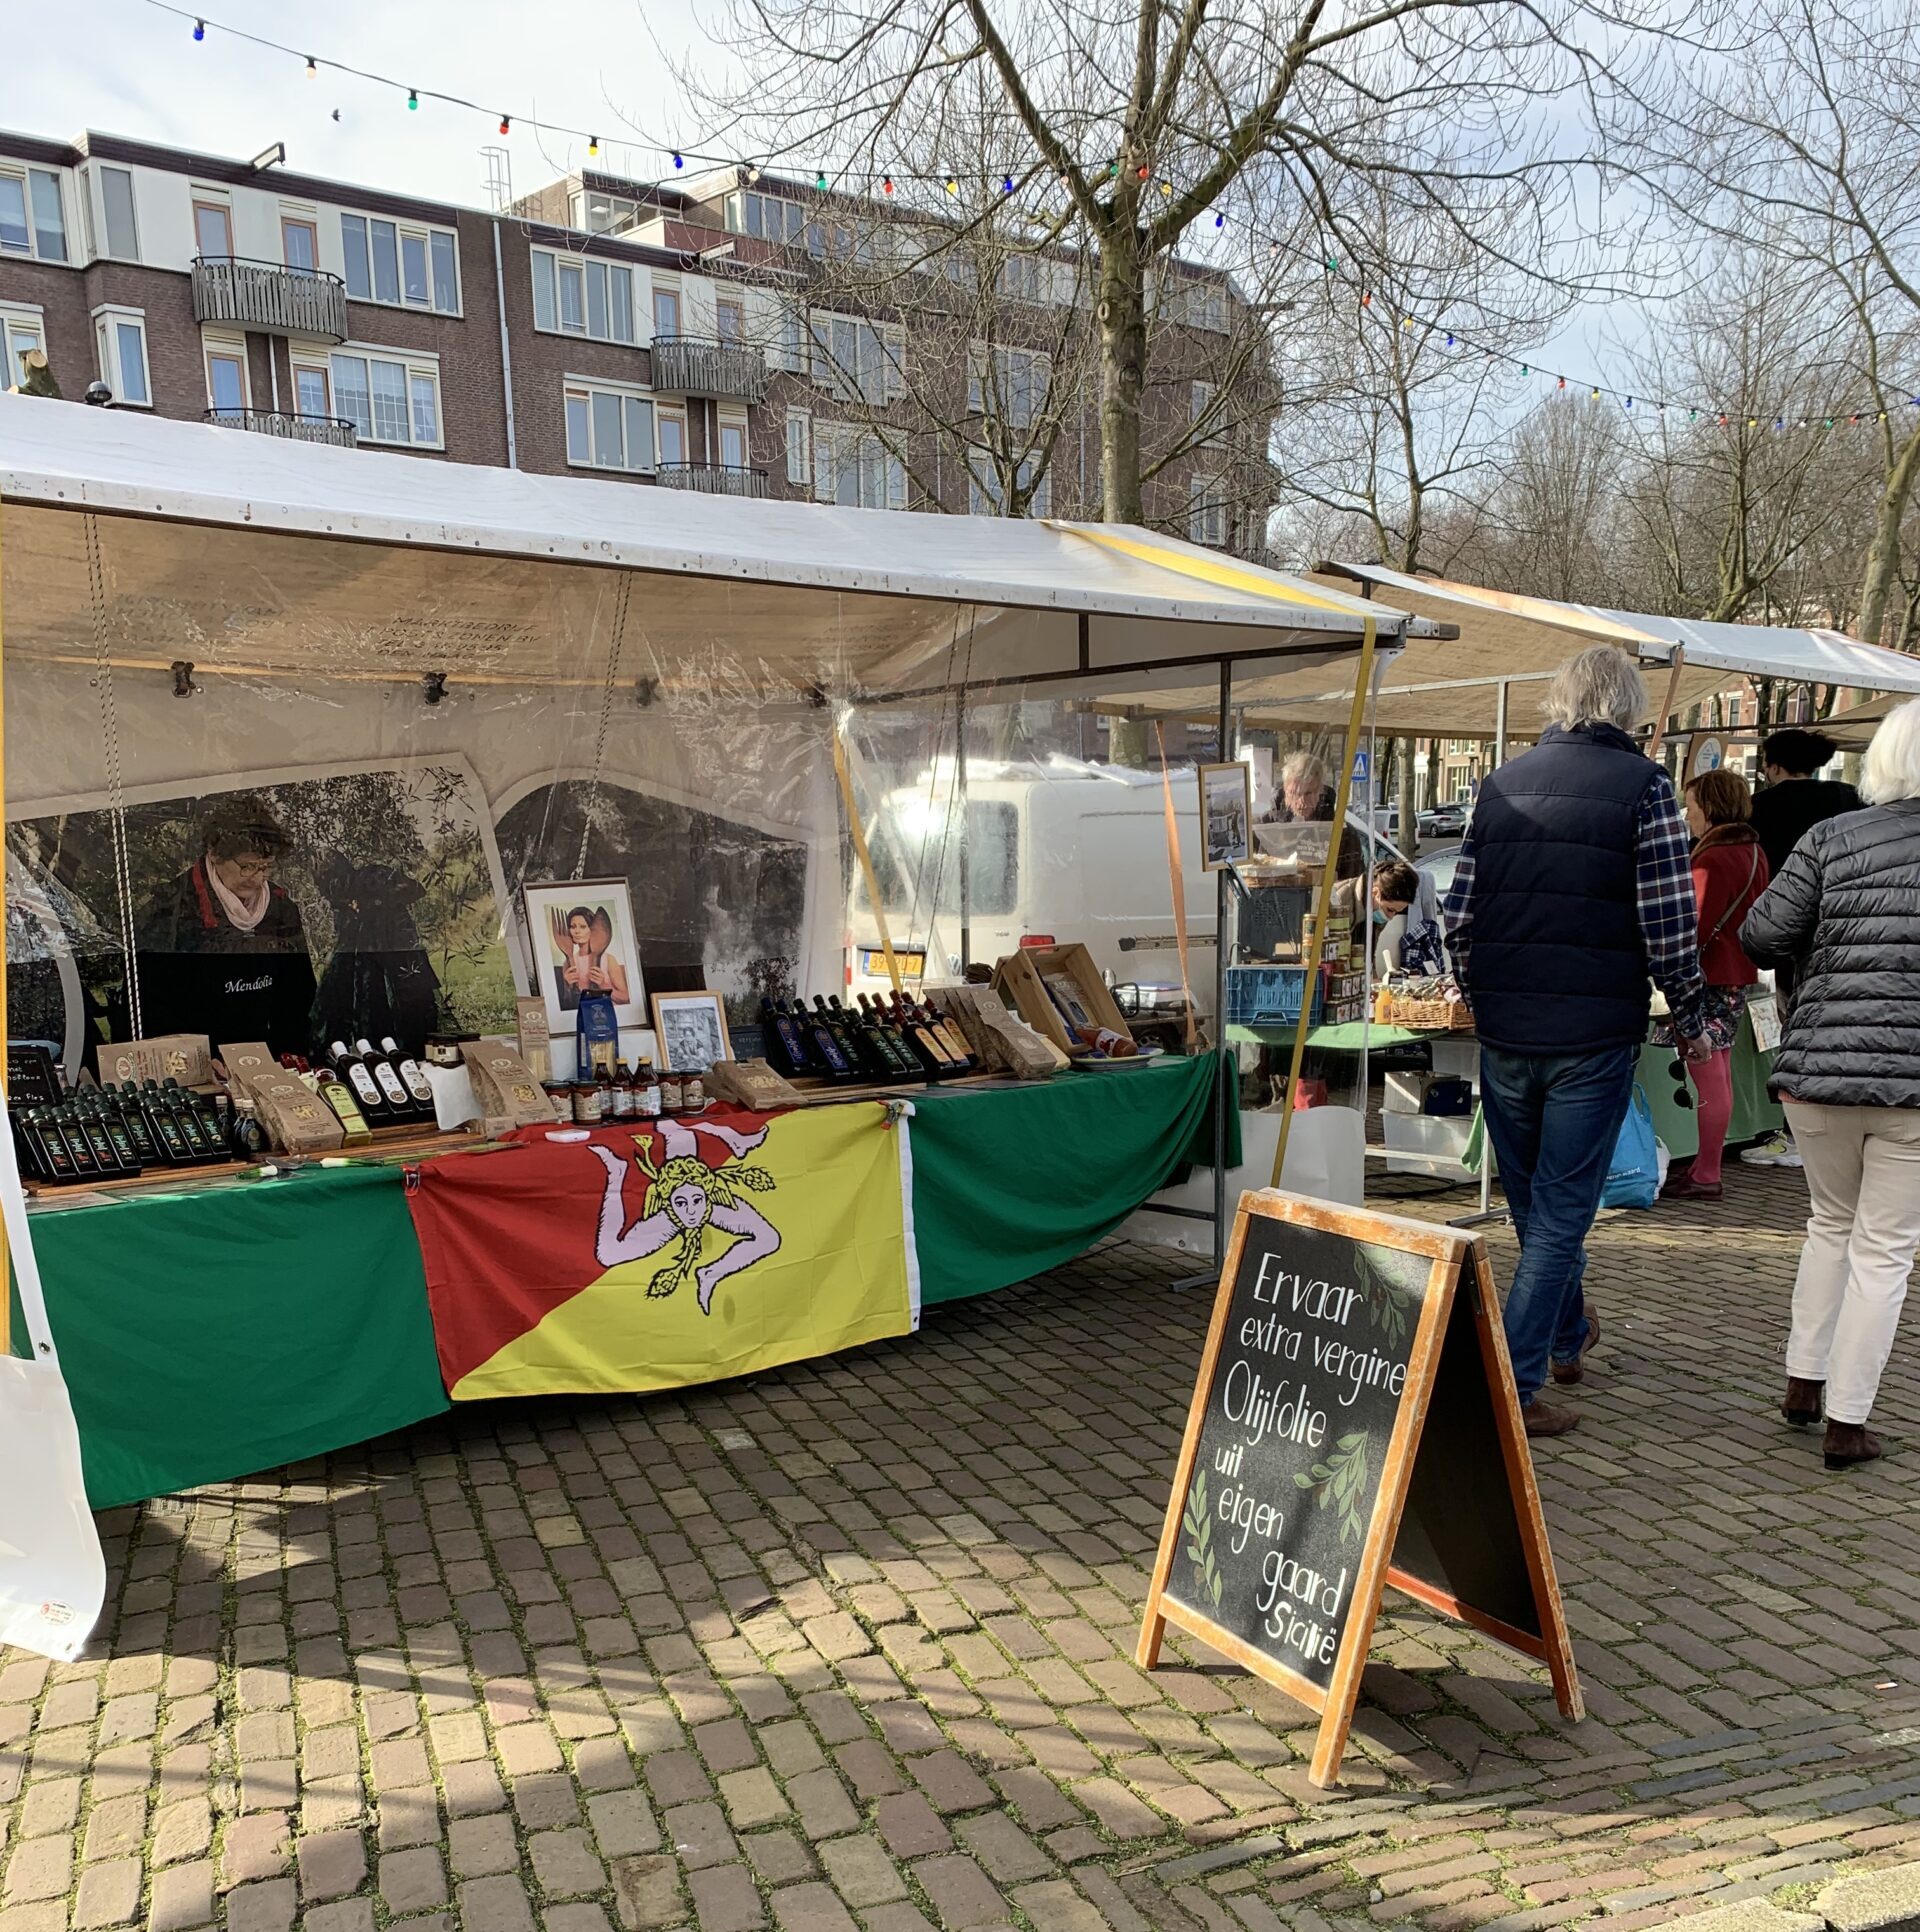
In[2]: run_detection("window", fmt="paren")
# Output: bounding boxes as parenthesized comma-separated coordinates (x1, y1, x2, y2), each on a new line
(100, 167, 139, 261)
(653, 284, 681, 338)
(771, 303, 807, 374)
(204, 342, 248, 420)
(292, 361, 332, 420)
(718, 419, 748, 469)
(93, 307, 150, 407)
(1181, 281, 1229, 333)
(340, 212, 459, 312)
(1190, 478, 1229, 548)
(727, 191, 808, 245)
(657, 410, 687, 466)
(785, 409, 810, 485)
(530, 249, 634, 343)
(809, 312, 905, 404)
(968, 344, 1048, 427)
(968, 454, 1050, 518)
(192, 198, 233, 261)
(1191, 380, 1218, 439)
(813, 423, 905, 508)
(331, 348, 443, 447)
(0, 168, 68, 262)
(996, 254, 1045, 303)
(1, 306, 44, 389)
(716, 298, 744, 344)
(281, 217, 319, 272)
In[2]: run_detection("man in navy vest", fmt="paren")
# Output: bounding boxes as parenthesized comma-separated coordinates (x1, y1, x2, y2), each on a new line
(1444, 647, 1710, 1438)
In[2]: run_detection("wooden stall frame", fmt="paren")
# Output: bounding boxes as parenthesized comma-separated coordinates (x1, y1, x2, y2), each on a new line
(1136, 1189, 1581, 1785)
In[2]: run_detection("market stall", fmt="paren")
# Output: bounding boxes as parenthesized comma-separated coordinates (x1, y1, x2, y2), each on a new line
(0, 396, 1394, 1514)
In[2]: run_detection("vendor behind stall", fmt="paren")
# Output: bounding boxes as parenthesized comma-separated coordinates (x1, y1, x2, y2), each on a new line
(138, 797, 318, 1057)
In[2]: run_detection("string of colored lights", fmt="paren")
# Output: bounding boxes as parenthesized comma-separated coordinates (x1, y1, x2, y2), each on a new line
(154, 0, 1920, 427)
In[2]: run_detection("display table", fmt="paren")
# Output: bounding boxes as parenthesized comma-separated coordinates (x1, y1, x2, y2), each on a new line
(19, 1053, 1227, 1507)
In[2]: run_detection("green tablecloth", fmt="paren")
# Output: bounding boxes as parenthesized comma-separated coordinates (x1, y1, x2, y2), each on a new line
(1638, 1010, 1781, 1159)
(1227, 1022, 1425, 1050)
(25, 1166, 450, 1509)
(22, 1057, 1232, 1504)
(909, 1051, 1231, 1306)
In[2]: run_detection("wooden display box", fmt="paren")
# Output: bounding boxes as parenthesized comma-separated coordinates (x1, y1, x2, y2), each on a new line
(993, 943, 1134, 1058)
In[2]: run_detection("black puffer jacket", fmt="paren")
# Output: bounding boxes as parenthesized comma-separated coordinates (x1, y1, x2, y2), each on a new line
(1740, 799, 1920, 1108)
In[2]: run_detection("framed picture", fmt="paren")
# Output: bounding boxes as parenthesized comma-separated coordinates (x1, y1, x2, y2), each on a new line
(1197, 761, 1253, 872)
(652, 990, 732, 1072)
(523, 878, 647, 1040)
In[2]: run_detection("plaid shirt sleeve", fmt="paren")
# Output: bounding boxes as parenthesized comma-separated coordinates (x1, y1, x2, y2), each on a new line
(1636, 773, 1708, 1037)
(1440, 835, 1478, 1001)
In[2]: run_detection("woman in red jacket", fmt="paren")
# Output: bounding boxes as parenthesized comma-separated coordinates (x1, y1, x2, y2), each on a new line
(1663, 768, 1771, 1201)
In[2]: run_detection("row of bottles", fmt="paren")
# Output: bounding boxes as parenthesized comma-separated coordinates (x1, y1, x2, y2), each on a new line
(761, 994, 975, 1085)
(13, 1078, 269, 1185)
(299, 1037, 436, 1129)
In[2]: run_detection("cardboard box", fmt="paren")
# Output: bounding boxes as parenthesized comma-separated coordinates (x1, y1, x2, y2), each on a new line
(992, 945, 1133, 1058)
(99, 1034, 213, 1090)
(218, 1042, 279, 1099)
(249, 1072, 348, 1153)
(930, 983, 1067, 1077)
(461, 1041, 556, 1127)
(515, 996, 554, 1084)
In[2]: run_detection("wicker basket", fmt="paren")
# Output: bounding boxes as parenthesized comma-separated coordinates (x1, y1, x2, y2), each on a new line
(1379, 994, 1475, 1033)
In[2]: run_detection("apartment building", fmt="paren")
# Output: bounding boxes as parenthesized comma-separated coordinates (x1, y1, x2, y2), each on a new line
(0, 130, 1276, 547)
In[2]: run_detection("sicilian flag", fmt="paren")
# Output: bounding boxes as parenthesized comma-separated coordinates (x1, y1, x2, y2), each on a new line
(408, 1102, 918, 1399)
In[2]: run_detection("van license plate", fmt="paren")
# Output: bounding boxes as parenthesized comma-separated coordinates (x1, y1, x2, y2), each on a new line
(860, 948, 925, 978)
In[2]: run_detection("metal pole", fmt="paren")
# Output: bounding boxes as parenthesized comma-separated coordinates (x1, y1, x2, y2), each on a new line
(1494, 679, 1509, 770)
(1213, 659, 1234, 1263)
(956, 683, 971, 975)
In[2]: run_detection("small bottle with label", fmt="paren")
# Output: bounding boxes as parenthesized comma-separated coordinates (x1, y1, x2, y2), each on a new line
(660, 1071, 684, 1114)
(635, 1060, 661, 1119)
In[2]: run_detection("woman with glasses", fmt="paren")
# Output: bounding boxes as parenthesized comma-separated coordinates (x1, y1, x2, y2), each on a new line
(1660, 769, 1770, 1203)
(139, 795, 318, 1056)
(1742, 699, 1920, 1469)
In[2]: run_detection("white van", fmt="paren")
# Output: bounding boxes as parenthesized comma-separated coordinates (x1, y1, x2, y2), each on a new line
(847, 759, 1219, 1012)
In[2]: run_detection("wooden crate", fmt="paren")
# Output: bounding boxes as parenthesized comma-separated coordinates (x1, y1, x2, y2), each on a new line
(993, 943, 1135, 1058)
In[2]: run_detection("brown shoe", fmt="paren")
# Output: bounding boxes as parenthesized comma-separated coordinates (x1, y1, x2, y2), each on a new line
(1551, 1313, 1601, 1386)
(1782, 1378, 1824, 1427)
(1523, 1400, 1580, 1439)
(1661, 1173, 1723, 1202)
(1824, 1422, 1884, 1470)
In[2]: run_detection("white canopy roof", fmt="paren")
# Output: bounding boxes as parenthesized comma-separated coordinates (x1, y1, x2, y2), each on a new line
(0, 396, 1402, 701)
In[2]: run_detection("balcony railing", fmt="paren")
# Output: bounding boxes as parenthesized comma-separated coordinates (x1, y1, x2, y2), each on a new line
(204, 407, 358, 448)
(657, 463, 770, 498)
(191, 256, 349, 342)
(648, 335, 769, 402)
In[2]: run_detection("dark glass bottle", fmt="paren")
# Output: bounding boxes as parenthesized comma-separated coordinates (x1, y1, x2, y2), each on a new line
(161, 1078, 215, 1159)
(29, 1107, 77, 1181)
(381, 1036, 436, 1113)
(139, 1082, 195, 1165)
(356, 1036, 414, 1118)
(803, 998, 856, 1081)
(113, 1083, 159, 1163)
(330, 1040, 389, 1122)
(858, 995, 924, 1079)
(762, 998, 812, 1077)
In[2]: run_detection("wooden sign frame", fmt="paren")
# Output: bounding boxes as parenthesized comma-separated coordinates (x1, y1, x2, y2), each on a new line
(1137, 1190, 1581, 1787)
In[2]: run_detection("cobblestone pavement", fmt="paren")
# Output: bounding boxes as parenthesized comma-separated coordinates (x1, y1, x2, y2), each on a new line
(6, 1161, 1920, 1932)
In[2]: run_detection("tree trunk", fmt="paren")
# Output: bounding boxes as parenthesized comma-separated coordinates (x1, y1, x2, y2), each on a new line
(1858, 422, 1920, 647)
(1097, 246, 1147, 525)
(1108, 716, 1152, 768)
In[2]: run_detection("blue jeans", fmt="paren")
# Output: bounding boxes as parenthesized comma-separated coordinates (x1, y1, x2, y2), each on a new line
(1478, 1044, 1639, 1406)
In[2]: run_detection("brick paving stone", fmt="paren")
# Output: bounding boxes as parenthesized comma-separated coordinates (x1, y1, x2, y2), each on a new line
(817, 1834, 906, 1908)
(225, 1879, 297, 1932)
(911, 1853, 1007, 1928)
(296, 1831, 367, 1904)
(686, 1862, 764, 1931)
(458, 1876, 539, 1932)
(147, 1859, 214, 1932)
(379, 1848, 448, 1914)
(74, 1856, 143, 1929)
(768, 1883, 858, 1932)
(304, 1903, 376, 1932)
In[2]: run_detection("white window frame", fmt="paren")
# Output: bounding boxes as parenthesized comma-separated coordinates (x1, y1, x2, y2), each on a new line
(968, 343, 1049, 428)
(729, 191, 807, 245)
(339, 211, 461, 315)
(0, 302, 45, 391)
(92, 305, 151, 408)
(814, 422, 906, 509)
(330, 343, 445, 449)
(0, 166, 69, 264)
(967, 452, 1050, 519)
(290, 355, 334, 422)
(651, 277, 683, 341)
(785, 408, 811, 486)
(202, 332, 251, 419)
(1190, 476, 1230, 548)
(95, 165, 139, 263)
(191, 191, 235, 262)
(530, 246, 635, 345)
(655, 404, 689, 467)
(809, 311, 906, 405)
(716, 409, 750, 472)
(1191, 379, 1218, 439)
(562, 375, 658, 475)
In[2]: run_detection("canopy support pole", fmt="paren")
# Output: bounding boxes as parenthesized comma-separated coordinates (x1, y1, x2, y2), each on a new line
(0, 488, 8, 1358)
(832, 728, 904, 995)
(956, 684, 970, 976)
(1270, 619, 1378, 1190)
(1494, 680, 1510, 768)
(1212, 662, 1233, 1263)
(1647, 649, 1687, 763)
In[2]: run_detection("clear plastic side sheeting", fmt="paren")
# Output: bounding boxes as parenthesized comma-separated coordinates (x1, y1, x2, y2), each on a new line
(2, 507, 841, 1080)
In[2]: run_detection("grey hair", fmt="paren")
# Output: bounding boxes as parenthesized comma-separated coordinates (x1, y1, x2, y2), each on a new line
(1862, 698, 1920, 805)
(1281, 750, 1326, 790)
(1541, 646, 1648, 732)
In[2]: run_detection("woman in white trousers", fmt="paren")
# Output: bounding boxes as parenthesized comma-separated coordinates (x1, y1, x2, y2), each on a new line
(1741, 699, 1920, 1471)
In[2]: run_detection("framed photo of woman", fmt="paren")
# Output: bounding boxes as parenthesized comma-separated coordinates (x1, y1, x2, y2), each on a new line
(523, 878, 646, 1039)
(651, 990, 731, 1072)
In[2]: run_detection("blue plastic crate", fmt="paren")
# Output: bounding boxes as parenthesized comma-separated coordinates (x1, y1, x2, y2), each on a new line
(1225, 964, 1323, 1026)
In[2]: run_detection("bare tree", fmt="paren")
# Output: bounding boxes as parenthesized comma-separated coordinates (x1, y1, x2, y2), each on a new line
(678, 0, 1649, 526)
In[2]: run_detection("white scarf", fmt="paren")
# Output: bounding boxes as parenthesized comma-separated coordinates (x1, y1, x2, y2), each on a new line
(206, 859, 270, 933)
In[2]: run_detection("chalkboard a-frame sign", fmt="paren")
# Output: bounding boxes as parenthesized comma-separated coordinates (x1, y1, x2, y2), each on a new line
(1137, 1190, 1582, 1788)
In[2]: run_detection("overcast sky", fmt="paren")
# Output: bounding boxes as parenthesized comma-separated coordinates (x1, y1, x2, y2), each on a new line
(0, 0, 713, 211)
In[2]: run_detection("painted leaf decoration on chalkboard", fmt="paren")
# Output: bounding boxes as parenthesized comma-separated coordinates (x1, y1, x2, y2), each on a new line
(1181, 1468, 1224, 1610)
(1292, 1430, 1371, 1545)
(1353, 1246, 1417, 1347)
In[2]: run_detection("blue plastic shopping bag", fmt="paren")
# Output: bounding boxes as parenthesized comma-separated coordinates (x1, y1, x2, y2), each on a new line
(1600, 1084, 1659, 1210)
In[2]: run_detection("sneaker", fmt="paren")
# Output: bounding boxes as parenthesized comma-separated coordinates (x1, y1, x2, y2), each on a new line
(1741, 1131, 1798, 1168)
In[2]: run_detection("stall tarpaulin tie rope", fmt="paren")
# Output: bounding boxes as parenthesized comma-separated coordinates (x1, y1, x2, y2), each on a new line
(833, 729, 904, 994)
(1270, 616, 1378, 1188)
(82, 516, 143, 1041)
(573, 571, 633, 882)
(1154, 724, 1197, 1049)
